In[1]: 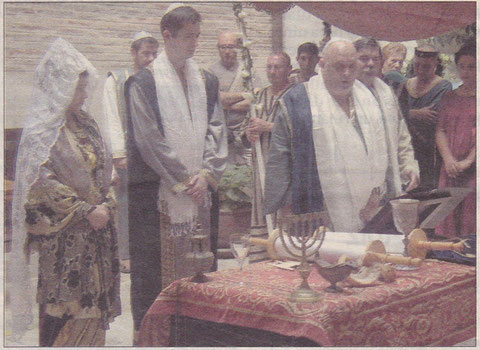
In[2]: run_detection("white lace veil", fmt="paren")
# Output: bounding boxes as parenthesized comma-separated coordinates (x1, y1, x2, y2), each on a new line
(7, 38, 98, 343)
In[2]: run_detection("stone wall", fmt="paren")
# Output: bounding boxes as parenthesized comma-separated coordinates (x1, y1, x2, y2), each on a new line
(5, 2, 273, 128)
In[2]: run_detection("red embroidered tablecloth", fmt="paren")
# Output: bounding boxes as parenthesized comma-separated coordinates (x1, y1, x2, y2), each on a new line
(138, 260, 476, 346)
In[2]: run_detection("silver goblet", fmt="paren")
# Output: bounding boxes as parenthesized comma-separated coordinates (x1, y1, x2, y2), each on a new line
(390, 198, 420, 270)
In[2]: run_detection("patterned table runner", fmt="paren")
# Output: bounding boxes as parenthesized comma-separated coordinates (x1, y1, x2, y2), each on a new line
(138, 260, 475, 346)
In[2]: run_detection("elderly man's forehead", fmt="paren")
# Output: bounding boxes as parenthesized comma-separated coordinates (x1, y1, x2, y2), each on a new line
(218, 32, 238, 44)
(268, 54, 289, 66)
(326, 52, 357, 65)
(323, 41, 356, 59)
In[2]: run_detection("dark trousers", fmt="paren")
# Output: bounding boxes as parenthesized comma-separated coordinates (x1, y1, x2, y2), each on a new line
(128, 181, 162, 331)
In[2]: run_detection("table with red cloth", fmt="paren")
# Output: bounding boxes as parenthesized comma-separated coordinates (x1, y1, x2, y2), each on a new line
(138, 260, 476, 347)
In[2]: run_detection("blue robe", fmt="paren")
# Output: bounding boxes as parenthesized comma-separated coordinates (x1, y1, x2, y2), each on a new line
(264, 83, 324, 215)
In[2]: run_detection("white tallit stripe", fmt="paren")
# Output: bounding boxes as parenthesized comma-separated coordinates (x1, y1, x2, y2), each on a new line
(307, 74, 388, 232)
(372, 77, 403, 197)
(153, 51, 208, 236)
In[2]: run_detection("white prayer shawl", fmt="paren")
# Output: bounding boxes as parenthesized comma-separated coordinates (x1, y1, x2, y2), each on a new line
(153, 51, 208, 236)
(307, 74, 388, 232)
(372, 77, 404, 197)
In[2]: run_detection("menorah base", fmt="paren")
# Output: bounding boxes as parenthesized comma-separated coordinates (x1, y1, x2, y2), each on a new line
(288, 286, 321, 303)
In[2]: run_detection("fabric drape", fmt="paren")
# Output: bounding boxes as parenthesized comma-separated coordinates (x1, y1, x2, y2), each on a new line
(252, 2, 476, 41)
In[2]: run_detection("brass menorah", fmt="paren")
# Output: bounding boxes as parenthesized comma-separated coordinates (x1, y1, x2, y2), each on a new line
(278, 212, 327, 303)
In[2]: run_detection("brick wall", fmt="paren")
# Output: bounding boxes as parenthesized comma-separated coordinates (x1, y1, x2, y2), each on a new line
(5, 2, 273, 128)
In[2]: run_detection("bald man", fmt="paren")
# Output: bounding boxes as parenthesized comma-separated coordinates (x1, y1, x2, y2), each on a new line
(264, 40, 390, 232)
(209, 32, 260, 165)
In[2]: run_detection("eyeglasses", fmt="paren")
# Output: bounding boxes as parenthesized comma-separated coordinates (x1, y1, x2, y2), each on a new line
(218, 45, 238, 51)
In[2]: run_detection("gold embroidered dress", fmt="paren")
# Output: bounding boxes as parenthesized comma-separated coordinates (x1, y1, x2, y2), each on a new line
(24, 111, 121, 334)
(8, 38, 120, 346)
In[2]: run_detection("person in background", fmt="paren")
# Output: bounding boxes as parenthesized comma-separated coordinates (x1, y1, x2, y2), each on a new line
(435, 42, 476, 237)
(9, 38, 121, 346)
(243, 52, 293, 262)
(381, 42, 408, 96)
(289, 42, 319, 84)
(264, 40, 389, 233)
(209, 31, 259, 166)
(398, 44, 452, 190)
(125, 4, 227, 342)
(103, 32, 159, 274)
(354, 37, 419, 199)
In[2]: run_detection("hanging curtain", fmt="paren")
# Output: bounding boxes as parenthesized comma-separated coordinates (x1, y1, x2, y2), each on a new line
(251, 2, 476, 41)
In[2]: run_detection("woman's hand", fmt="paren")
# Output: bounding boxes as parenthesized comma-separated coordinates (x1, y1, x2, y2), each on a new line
(409, 104, 438, 124)
(456, 158, 473, 173)
(87, 204, 111, 230)
(444, 158, 460, 178)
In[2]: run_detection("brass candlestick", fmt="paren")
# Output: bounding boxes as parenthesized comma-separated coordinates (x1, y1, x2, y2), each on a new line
(278, 212, 326, 303)
(186, 224, 214, 283)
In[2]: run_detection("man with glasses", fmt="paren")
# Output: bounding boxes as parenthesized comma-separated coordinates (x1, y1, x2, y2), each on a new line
(209, 31, 260, 165)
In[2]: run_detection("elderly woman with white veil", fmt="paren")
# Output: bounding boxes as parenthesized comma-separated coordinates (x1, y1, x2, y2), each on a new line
(8, 38, 121, 346)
